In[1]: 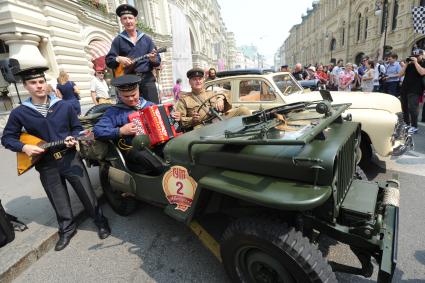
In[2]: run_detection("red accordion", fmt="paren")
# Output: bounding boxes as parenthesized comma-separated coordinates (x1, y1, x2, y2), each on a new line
(128, 104, 180, 146)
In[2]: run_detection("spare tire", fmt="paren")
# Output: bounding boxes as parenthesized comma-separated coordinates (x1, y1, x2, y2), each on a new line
(85, 103, 112, 116)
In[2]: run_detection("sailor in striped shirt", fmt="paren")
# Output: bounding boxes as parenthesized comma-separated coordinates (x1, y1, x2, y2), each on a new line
(1, 66, 111, 251)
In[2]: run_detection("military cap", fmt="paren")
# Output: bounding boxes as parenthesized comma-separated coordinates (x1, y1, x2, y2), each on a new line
(186, 68, 204, 79)
(116, 4, 138, 17)
(14, 66, 48, 81)
(112, 75, 141, 91)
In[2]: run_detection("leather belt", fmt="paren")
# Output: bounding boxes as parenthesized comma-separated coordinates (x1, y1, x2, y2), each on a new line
(49, 148, 70, 160)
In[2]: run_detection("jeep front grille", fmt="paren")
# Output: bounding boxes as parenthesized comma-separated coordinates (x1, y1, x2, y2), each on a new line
(335, 129, 358, 206)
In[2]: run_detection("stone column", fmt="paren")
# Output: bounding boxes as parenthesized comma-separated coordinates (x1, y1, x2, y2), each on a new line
(0, 33, 47, 68)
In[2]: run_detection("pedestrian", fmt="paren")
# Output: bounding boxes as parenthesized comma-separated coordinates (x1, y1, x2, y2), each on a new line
(358, 56, 369, 77)
(105, 4, 161, 104)
(351, 64, 361, 91)
(90, 67, 112, 105)
(280, 65, 289, 72)
(205, 67, 217, 82)
(421, 90, 425, 123)
(316, 64, 329, 86)
(292, 63, 309, 80)
(173, 78, 182, 101)
(330, 59, 344, 89)
(153, 67, 164, 102)
(399, 49, 425, 134)
(360, 60, 374, 92)
(373, 60, 386, 92)
(382, 53, 401, 96)
(306, 66, 318, 80)
(338, 63, 355, 91)
(56, 70, 81, 115)
(1, 66, 111, 251)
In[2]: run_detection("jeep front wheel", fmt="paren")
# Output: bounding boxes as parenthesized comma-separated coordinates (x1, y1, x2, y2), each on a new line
(100, 164, 138, 216)
(221, 218, 336, 283)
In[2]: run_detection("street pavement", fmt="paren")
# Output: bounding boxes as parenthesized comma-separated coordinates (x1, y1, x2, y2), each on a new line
(1, 108, 425, 282)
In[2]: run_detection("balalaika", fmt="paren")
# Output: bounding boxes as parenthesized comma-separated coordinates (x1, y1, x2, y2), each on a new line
(16, 132, 94, 176)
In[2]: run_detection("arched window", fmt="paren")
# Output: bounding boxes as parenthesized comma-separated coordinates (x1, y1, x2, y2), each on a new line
(392, 0, 399, 30)
(330, 38, 336, 52)
(364, 17, 368, 39)
(357, 13, 362, 41)
(0, 40, 8, 54)
(421, 0, 425, 6)
(381, 0, 388, 34)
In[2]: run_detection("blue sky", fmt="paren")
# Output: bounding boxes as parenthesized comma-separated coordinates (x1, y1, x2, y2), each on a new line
(217, 0, 315, 65)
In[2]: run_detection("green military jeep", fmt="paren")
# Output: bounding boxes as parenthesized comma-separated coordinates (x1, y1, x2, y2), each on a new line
(79, 90, 398, 282)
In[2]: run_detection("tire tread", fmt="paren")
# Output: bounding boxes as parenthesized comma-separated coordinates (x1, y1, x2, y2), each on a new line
(221, 218, 337, 283)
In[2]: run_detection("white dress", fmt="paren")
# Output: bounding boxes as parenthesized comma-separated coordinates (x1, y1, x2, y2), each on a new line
(361, 69, 374, 92)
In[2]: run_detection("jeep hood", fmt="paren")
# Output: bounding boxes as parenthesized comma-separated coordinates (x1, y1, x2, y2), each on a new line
(284, 91, 402, 113)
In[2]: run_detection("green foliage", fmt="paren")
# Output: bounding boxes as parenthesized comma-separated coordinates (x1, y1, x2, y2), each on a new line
(136, 21, 154, 34)
(78, 0, 108, 15)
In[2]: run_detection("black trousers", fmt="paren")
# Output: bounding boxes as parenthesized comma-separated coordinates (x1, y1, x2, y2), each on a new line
(138, 72, 159, 104)
(383, 81, 399, 97)
(125, 148, 164, 175)
(400, 92, 421, 128)
(35, 150, 105, 236)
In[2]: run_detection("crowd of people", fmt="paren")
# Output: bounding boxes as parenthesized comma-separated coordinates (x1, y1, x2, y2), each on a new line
(281, 49, 425, 134)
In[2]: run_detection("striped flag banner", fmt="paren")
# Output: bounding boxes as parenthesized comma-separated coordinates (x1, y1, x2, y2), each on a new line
(412, 6, 425, 34)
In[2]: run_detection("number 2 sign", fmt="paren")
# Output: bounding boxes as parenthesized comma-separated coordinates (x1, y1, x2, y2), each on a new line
(162, 166, 198, 212)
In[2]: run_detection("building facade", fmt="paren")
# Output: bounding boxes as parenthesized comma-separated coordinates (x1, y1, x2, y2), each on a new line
(0, 0, 233, 129)
(280, 0, 425, 67)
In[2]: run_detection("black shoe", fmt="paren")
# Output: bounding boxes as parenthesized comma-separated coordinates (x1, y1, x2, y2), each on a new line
(97, 221, 111, 240)
(55, 230, 77, 251)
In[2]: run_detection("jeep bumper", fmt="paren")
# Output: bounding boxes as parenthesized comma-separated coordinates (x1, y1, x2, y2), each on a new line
(378, 205, 398, 282)
(391, 113, 414, 156)
(392, 133, 413, 156)
(377, 180, 399, 282)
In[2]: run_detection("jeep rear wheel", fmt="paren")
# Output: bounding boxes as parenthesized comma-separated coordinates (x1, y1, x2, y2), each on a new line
(100, 164, 138, 216)
(221, 218, 336, 283)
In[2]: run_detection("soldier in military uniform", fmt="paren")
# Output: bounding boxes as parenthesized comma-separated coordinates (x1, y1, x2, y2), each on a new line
(175, 68, 250, 130)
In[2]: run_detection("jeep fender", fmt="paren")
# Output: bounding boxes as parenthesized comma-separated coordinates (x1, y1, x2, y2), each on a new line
(197, 169, 332, 211)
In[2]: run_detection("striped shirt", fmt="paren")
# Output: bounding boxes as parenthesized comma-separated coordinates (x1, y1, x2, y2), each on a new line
(33, 103, 49, 117)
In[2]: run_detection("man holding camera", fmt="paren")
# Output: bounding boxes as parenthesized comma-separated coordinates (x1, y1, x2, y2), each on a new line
(399, 49, 425, 134)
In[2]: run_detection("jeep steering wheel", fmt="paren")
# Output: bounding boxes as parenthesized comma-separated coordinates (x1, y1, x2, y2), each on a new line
(195, 93, 227, 123)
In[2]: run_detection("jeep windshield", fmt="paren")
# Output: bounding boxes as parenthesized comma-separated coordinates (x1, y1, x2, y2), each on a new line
(272, 74, 304, 95)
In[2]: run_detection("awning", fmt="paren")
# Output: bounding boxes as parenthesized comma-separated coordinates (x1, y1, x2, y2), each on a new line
(88, 40, 111, 61)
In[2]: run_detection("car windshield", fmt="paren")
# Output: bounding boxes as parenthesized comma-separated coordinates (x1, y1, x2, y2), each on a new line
(272, 74, 303, 95)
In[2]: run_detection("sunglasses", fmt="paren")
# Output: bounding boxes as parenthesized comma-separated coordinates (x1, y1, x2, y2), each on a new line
(96, 72, 105, 74)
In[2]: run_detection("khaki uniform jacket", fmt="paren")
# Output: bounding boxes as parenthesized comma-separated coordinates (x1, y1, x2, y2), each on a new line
(175, 89, 231, 129)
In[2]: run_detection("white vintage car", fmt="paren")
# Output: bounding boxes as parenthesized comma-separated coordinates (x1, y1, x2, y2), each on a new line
(205, 70, 413, 166)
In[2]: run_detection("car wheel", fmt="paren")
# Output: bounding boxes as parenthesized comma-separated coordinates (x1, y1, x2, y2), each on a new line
(99, 164, 138, 216)
(221, 218, 337, 283)
(85, 103, 112, 116)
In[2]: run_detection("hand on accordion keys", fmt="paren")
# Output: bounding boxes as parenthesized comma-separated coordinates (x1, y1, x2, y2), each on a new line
(119, 122, 138, 136)
(127, 104, 182, 146)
